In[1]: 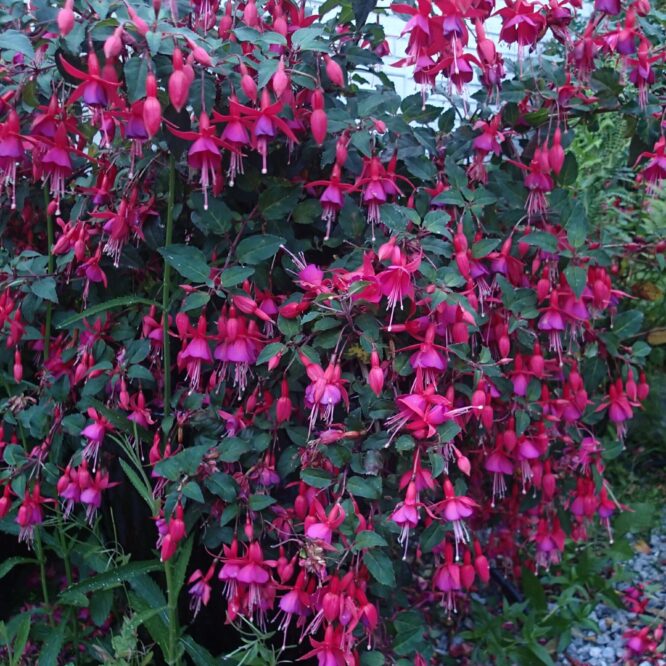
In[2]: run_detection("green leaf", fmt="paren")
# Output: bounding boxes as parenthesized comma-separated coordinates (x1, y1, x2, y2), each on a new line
(611, 310, 643, 340)
(248, 494, 276, 510)
(55, 296, 157, 329)
(291, 27, 328, 51)
(301, 467, 334, 489)
(353, 530, 389, 551)
(90, 589, 114, 626)
(420, 521, 446, 553)
(527, 642, 555, 666)
(521, 567, 547, 612)
(258, 185, 301, 221)
(11, 614, 30, 666)
(30, 277, 58, 303)
(219, 266, 255, 288)
(364, 549, 396, 587)
(346, 476, 382, 499)
(119, 458, 156, 512)
(565, 205, 588, 249)
(204, 472, 237, 502)
(0, 557, 37, 581)
(173, 536, 194, 599)
(158, 244, 211, 285)
(59, 561, 162, 604)
(181, 636, 218, 666)
(256, 342, 286, 365)
(217, 438, 251, 463)
(471, 238, 500, 259)
(235, 234, 286, 264)
(123, 57, 149, 103)
(352, 0, 378, 28)
(182, 481, 205, 503)
(564, 265, 587, 299)
(520, 231, 558, 254)
(1, 31, 34, 60)
(38, 622, 65, 666)
(437, 421, 461, 443)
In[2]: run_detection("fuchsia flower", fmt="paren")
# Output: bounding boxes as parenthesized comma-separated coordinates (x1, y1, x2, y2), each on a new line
(0, 109, 24, 209)
(635, 135, 666, 193)
(80, 469, 118, 523)
(533, 517, 566, 569)
(377, 241, 421, 331)
(16, 484, 49, 546)
(436, 478, 478, 559)
(300, 353, 349, 431)
(177, 313, 213, 392)
(169, 112, 231, 209)
(188, 565, 215, 617)
(390, 481, 420, 556)
(305, 500, 346, 544)
(81, 407, 113, 470)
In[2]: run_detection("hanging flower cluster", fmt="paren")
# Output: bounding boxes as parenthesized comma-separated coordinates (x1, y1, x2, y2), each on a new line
(0, 0, 663, 662)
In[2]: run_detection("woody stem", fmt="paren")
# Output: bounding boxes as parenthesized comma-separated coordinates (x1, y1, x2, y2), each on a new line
(44, 188, 55, 360)
(162, 155, 176, 426)
(34, 527, 53, 626)
(164, 557, 179, 665)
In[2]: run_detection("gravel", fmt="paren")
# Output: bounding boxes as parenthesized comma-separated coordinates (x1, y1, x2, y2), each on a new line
(559, 513, 666, 666)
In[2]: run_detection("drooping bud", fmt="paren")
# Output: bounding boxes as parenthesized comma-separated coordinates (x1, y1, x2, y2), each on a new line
(57, 0, 75, 36)
(143, 73, 162, 137)
(368, 350, 385, 397)
(272, 58, 289, 98)
(324, 55, 344, 87)
(549, 128, 565, 176)
(168, 48, 190, 112)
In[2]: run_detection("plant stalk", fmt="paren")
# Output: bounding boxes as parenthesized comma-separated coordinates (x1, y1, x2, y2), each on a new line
(162, 156, 176, 424)
(43, 188, 55, 360)
(33, 527, 53, 626)
(164, 557, 179, 665)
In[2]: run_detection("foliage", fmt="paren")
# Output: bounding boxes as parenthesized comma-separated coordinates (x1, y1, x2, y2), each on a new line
(0, 0, 664, 663)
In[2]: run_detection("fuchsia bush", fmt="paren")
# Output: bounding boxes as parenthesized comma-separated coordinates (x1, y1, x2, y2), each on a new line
(0, 0, 664, 662)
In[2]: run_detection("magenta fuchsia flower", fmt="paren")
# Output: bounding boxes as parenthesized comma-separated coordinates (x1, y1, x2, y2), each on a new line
(188, 565, 215, 617)
(81, 407, 113, 470)
(436, 478, 478, 559)
(0, 1, 660, 661)
(391, 481, 420, 556)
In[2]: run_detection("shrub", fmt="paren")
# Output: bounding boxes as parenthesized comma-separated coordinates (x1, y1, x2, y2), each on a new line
(0, 0, 663, 663)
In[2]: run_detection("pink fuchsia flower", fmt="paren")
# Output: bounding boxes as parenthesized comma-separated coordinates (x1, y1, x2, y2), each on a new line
(306, 163, 353, 240)
(533, 516, 566, 569)
(188, 564, 215, 617)
(304, 500, 345, 544)
(0, 109, 24, 209)
(391, 480, 420, 557)
(177, 313, 213, 392)
(169, 112, 232, 209)
(80, 468, 118, 524)
(300, 353, 349, 432)
(485, 445, 514, 506)
(377, 242, 421, 331)
(434, 542, 462, 615)
(16, 484, 48, 546)
(81, 407, 113, 470)
(436, 478, 478, 559)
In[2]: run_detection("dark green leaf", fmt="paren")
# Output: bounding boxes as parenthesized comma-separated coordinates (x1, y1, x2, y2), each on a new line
(236, 234, 286, 264)
(158, 244, 211, 285)
(364, 549, 396, 587)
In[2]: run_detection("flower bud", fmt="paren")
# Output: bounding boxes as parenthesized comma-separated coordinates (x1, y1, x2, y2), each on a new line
(57, 0, 75, 36)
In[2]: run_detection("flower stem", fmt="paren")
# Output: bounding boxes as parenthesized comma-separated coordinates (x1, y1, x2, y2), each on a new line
(55, 505, 79, 663)
(164, 557, 179, 665)
(34, 527, 53, 626)
(162, 155, 176, 423)
(43, 188, 55, 360)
